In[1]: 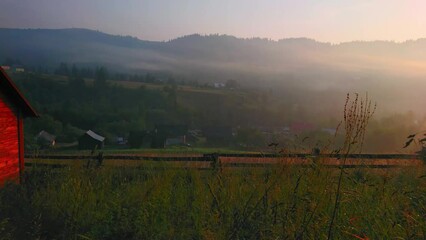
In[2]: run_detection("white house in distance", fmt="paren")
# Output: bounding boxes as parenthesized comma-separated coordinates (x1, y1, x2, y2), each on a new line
(15, 67, 25, 73)
(213, 82, 225, 88)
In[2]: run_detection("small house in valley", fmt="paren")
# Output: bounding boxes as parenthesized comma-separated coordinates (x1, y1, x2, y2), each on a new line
(0, 67, 37, 184)
(78, 130, 105, 150)
(36, 130, 56, 148)
(152, 125, 188, 148)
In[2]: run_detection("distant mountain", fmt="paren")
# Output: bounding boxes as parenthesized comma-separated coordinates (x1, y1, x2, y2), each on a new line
(1, 28, 426, 85)
(3, 28, 426, 114)
(0, 28, 159, 69)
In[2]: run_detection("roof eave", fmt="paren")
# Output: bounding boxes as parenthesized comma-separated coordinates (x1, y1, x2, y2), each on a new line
(0, 67, 38, 118)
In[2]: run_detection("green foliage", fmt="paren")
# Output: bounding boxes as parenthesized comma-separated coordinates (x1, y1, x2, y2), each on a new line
(0, 218, 12, 240)
(127, 131, 147, 148)
(163, 84, 178, 108)
(12, 71, 424, 152)
(14, 73, 176, 144)
(94, 66, 108, 89)
(56, 124, 85, 143)
(236, 127, 266, 147)
(225, 79, 239, 89)
(363, 111, 420, 153)
(54, 62, 69, 76)
(68, 75, 85, 89)
(25, 114, 63, 135)
(1, 165, 426, 239)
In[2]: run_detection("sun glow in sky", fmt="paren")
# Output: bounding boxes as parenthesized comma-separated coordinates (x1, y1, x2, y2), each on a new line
(1, 0, 426, 43)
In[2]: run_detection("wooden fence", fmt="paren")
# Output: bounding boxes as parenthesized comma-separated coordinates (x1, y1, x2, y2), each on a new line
(24, 153, 424, 169)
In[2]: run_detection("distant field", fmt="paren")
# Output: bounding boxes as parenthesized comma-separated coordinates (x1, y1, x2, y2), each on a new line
(36, 73, 241, 95)
(112, 80, 230, 95)
(34, 73, 254, 111)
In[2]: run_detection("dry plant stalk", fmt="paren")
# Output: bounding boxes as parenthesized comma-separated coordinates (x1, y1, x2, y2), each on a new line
(341, 93, 376, 154)
(327, 93, 376, 240)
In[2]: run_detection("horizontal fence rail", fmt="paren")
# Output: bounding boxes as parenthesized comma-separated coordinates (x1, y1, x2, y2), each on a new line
(25, 153, 423, 160)
(24, 153, 424, 169)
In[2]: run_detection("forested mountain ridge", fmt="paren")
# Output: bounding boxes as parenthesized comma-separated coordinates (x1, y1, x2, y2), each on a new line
(2, 28, 426, 83)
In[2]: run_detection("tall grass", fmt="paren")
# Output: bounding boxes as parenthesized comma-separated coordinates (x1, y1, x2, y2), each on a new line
(327, 93, 376, 239)
(1, 164, 426, 239)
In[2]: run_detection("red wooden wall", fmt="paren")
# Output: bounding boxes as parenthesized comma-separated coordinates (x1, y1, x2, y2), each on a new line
(0, 94, 20, 184)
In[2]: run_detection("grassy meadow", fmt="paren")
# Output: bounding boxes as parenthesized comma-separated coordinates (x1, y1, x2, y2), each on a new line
(3, 93, 422, 239)
(1, 162, 426, 240)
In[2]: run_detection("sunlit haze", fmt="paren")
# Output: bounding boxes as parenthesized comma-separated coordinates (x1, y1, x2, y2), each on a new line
(3, 1, 426, 235)
(1, 0, 426, 42)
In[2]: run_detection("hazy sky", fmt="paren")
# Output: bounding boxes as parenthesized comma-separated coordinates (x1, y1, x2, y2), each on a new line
(1, 0, 425, 43)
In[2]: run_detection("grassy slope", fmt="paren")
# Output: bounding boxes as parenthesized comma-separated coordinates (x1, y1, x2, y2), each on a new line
(19, 73, 258, 154)
(32, 72, 256, 119)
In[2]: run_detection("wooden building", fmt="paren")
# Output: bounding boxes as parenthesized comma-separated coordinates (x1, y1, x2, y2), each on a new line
(152, 125, 188, 148)
(36, 130, 56, 148)
(78, 130, 105, 150)
(0, 68, 37, 184)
